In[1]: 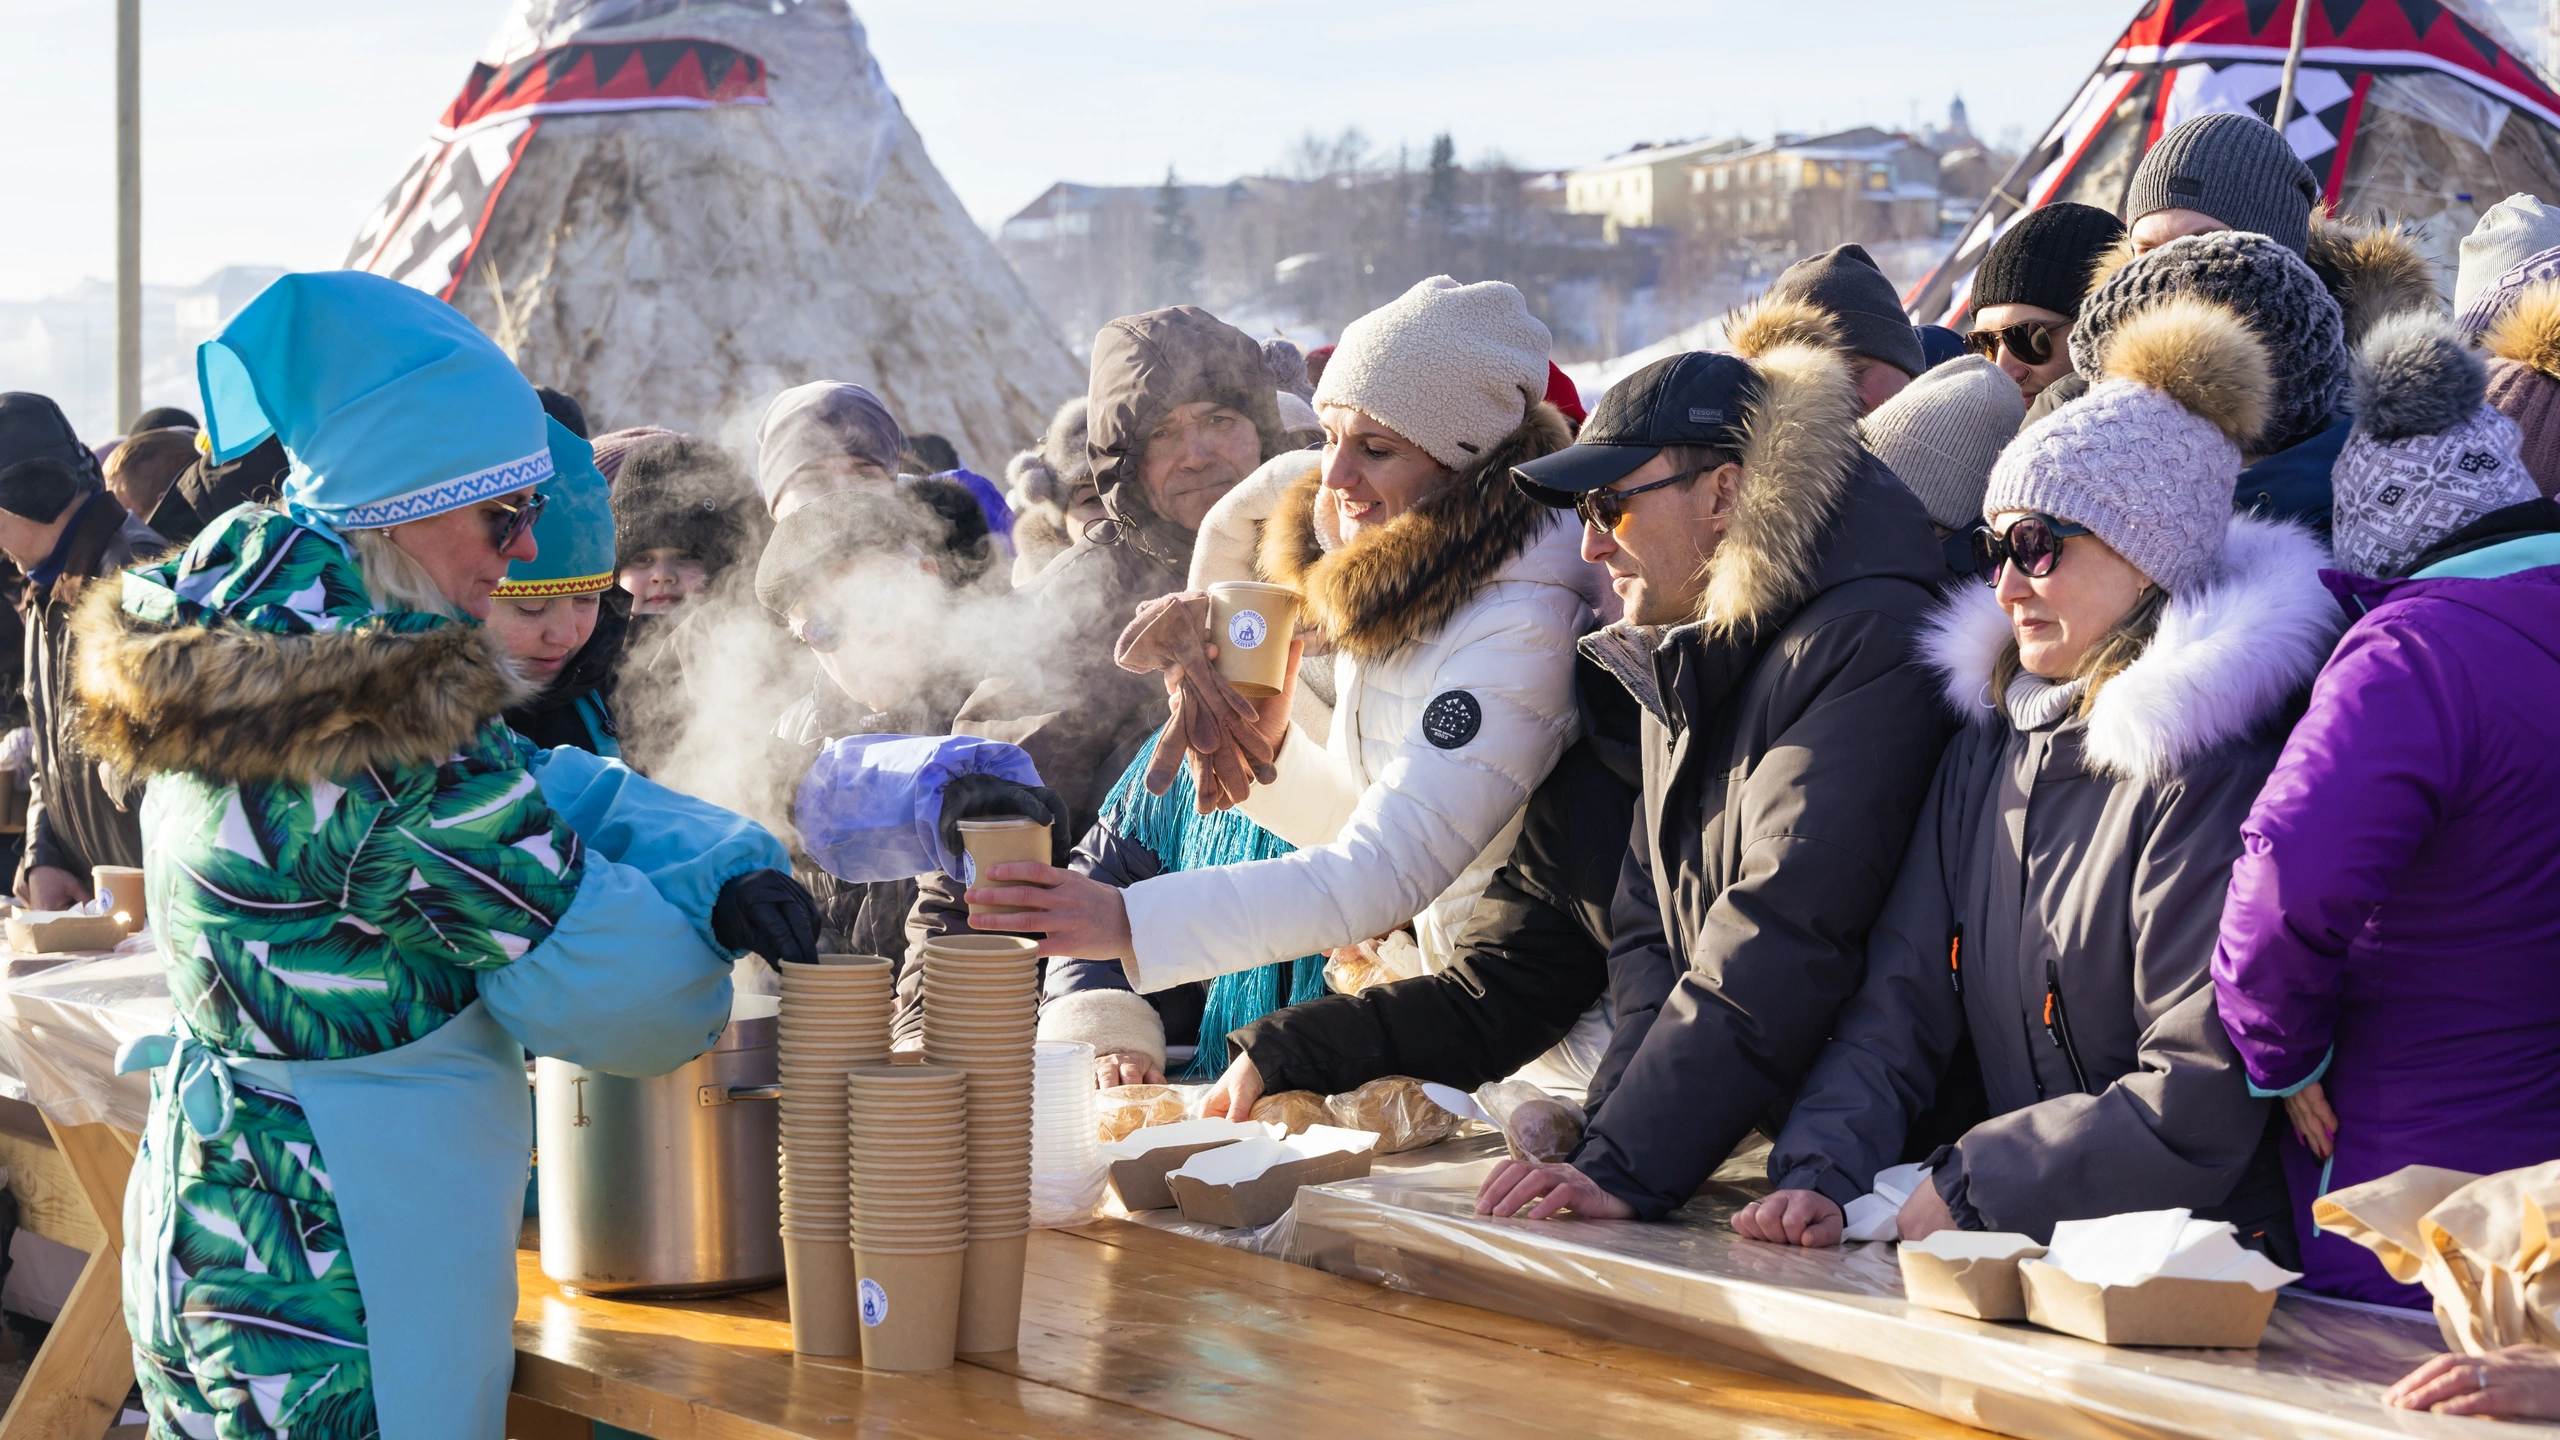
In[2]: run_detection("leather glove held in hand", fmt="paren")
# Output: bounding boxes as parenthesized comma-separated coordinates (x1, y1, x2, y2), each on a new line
(711, 869, 822, 967)
(937, 773, 1072, 868)
(1117, 591, 1278, 796)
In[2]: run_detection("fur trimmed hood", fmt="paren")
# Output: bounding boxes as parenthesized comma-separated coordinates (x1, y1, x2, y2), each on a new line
(1698, 339, 1866, 635)
(2485, 279, 2560, 379)
(71, 518, 536, 785)
(1921, 513, 2340, 782)
(1723, 293, 1847, 363)
(1256, 402, 1572, 661)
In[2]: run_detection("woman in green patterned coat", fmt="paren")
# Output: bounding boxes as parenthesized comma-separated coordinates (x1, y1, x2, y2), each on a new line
(72, 272, 817, 1440)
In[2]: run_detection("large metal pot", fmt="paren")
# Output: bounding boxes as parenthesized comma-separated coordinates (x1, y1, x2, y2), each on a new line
(535, 992, 783, 1296)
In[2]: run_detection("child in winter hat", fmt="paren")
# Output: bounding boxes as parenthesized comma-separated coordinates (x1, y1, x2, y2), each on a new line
(2331, 311, 2540, 578)
(1860, 355, 2025, 538)
(1314, 275, 1551, 465)
(1985, 295, 2272, 595)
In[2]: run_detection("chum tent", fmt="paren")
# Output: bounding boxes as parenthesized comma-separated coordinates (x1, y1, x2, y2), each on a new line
(1910, 0, 2560, 324)
(346, 0, 1082, 468)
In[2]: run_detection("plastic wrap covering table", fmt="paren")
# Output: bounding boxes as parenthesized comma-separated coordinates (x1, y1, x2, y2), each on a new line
(0, 945, 168, 1132)
(1274, 1160, 2500, 1440)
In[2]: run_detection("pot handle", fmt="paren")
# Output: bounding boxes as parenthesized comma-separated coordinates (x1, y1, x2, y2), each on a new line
(698, 1083, 783, 1107)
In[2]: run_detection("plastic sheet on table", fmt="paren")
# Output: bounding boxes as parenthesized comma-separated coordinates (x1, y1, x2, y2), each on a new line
(1271, 1161, 2484, 1440)
(0, 943, 172, 1132)
(1117, 1132, 1508, 1257)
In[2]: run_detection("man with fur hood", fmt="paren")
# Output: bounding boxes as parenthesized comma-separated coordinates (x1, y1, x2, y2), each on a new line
(1474, 335, 1955, 1223)
(1735, 295, 2337, 1254)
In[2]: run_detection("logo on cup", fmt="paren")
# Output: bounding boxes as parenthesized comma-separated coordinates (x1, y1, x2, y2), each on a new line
(859, 1277, 888, 1327)
(1227, 609, 1268, 650)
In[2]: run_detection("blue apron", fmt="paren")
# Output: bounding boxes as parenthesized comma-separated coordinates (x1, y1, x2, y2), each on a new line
(120, 1001, 529, 1440)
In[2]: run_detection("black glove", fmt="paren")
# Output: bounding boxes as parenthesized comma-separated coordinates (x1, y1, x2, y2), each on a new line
(711, 869, 821, 967)
(937, 773, 1072, 870)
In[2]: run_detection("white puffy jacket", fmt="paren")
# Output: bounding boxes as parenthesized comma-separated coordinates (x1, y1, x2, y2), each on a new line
(1121, 407, 1600, 993)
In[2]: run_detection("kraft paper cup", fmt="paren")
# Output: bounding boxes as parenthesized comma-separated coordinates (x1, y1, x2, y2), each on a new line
(784, 1236, 861, 1356)
(854, 1247, 966, 1371)
(953, 1231, 1030, 1353)
(957, 820, 1053, 919)
(1207, 581, 1301, 697)
(924, 934, 1042, 959)
(91, 866, 146, 929)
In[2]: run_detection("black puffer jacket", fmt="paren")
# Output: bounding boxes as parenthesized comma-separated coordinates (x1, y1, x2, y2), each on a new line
(1229, 657, 1640, 1096)
(23, 491, 163, 879)
(1568, 342, 1954, 1220)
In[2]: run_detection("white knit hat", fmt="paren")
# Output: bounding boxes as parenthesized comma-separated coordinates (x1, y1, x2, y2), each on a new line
(1314, 276, 1552, 468)
(2458, 195, 2560, 317)
(1860, 356, 2025, 530)
(1983, 297, 2271, 594)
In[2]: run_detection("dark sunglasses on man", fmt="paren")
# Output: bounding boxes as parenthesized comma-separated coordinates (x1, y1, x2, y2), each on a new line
(1963, 319, 2066, 368)
(484, 491, 547, 553)
(1575, 467, 1706, 533)
(1971, 511, 2091, 585)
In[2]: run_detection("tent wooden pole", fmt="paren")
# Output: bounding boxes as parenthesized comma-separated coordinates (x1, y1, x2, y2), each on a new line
(2275, 0, 2313, 135)
(113, 0, 140, 434)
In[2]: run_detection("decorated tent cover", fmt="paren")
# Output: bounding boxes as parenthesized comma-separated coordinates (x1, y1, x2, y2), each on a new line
(1909, 0, 2560, 324)
(347, 35, 772, 297)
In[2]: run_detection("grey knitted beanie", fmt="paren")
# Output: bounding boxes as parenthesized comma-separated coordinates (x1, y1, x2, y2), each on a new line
(1316, 275, 1552, 468)
(2333, 310, 2538, 577)
(2074, 230, 2346, 455)
(2125, 114, 2319, 256)
(1986, 297, 2271, 594)
(1860, 356, 2025, 529)
(2457, 195, 2560, 318)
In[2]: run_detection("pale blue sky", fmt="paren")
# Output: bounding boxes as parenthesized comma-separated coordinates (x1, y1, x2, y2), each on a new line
(0, 0, 2143, 301)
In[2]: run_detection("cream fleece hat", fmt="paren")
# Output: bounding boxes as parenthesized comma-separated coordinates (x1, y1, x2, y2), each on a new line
(1984, 296, 2271, 594)
(1860, 356, 2025, 530)
(2458, 194, 2560, 318)
(1314, 275, 1552, 468)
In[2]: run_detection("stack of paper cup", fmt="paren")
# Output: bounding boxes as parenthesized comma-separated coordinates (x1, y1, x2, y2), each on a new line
(1031, 1041, 1106, 1227)
(846, 1064, 969, 1370)
(776, 955, 893, 1356)
(919, 933, 1039, 1352)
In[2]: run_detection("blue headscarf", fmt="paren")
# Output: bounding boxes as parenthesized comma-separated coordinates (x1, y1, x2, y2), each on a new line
(494, 418, 617, 598)
(196, 271, 552, 531)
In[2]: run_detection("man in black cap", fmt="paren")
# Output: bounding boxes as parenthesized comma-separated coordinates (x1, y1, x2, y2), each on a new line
(1471, 336, 1952, 1223)
(0, 393, 160, 910)
(1964, 202, 2126, 418)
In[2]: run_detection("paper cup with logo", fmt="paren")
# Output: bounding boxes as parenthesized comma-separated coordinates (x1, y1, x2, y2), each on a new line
(91, 866, 146, 929)
(853, 1246, 966, 1371)
(1207, 581, 1301, 697)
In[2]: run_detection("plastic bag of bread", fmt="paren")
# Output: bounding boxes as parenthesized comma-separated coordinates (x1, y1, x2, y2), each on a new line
(1094, 1084, 1189, 1144)
(1325, 1076, 1461, 1154)
(1474, 1079, 1585, 1163)
(1250, 1090, 1331, 1135)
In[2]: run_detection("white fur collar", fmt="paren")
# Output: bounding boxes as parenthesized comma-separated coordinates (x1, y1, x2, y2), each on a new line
(1921, 515, 2343, 782)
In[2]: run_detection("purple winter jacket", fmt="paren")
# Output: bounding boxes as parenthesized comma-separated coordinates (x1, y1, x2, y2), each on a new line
(2212, 555, 2560, 1307)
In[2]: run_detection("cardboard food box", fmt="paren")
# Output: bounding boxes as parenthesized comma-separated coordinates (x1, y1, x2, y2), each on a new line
(1166, 1126, 1379, 1230)
(2018, 1260, 2281, 1347)
(1099, 1119, 1277, 1212)
(6, 911, 129, 955)
(1898, 1232, 2048, 1320)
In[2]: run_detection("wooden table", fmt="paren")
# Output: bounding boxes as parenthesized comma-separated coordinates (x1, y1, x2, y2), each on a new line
(0, 1120, 139, 1440)
(511, 1221, 1995, 1439)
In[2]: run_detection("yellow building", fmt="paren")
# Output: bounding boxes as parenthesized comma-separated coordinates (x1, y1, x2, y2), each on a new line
(1565, 138, 1747, 239)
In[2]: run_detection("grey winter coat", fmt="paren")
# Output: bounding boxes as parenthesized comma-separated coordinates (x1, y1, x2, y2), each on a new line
(1567, 338, 1956, 1220)
(1769, 514, 2341, 1244)
(24, 491, 161, 880)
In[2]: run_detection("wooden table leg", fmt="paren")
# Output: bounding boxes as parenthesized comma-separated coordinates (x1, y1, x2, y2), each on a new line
(0, 1120, 138, 1440)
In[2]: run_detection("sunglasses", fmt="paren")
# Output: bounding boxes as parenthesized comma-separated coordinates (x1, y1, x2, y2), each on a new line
(1963, 320, 2064, 367)
(1971, 512, 2092, 585)
(485, 491, 547, 554)
(794, 612, 844, 653)
(1576, 468, 1703, 533)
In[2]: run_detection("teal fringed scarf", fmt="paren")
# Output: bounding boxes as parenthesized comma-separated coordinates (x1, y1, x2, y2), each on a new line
(1100, 733, 1326, 1081)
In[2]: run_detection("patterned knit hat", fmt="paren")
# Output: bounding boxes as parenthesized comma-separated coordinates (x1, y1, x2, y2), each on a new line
(2074, 230, 2346, 456)
(2457, 196, 2560, 317)
(1860, 356, 2024, 530)
(2333, 311, 2539, 577)
(1985, 297, 2270, 594)
(2458, 243, 2560, 341)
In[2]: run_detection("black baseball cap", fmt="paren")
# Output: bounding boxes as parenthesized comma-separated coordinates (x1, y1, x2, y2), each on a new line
(1512, 352, 1763, 506)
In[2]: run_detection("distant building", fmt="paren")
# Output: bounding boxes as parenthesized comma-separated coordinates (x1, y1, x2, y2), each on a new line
(0, 264, 286, 441)
(1687, 128, 1943, 251)
(1565, 138, 1749, 238)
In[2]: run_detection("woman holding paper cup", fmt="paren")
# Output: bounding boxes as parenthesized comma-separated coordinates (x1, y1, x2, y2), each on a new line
(972, 277, 1602, 1079)
(1735, 297, 2338, 1255)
